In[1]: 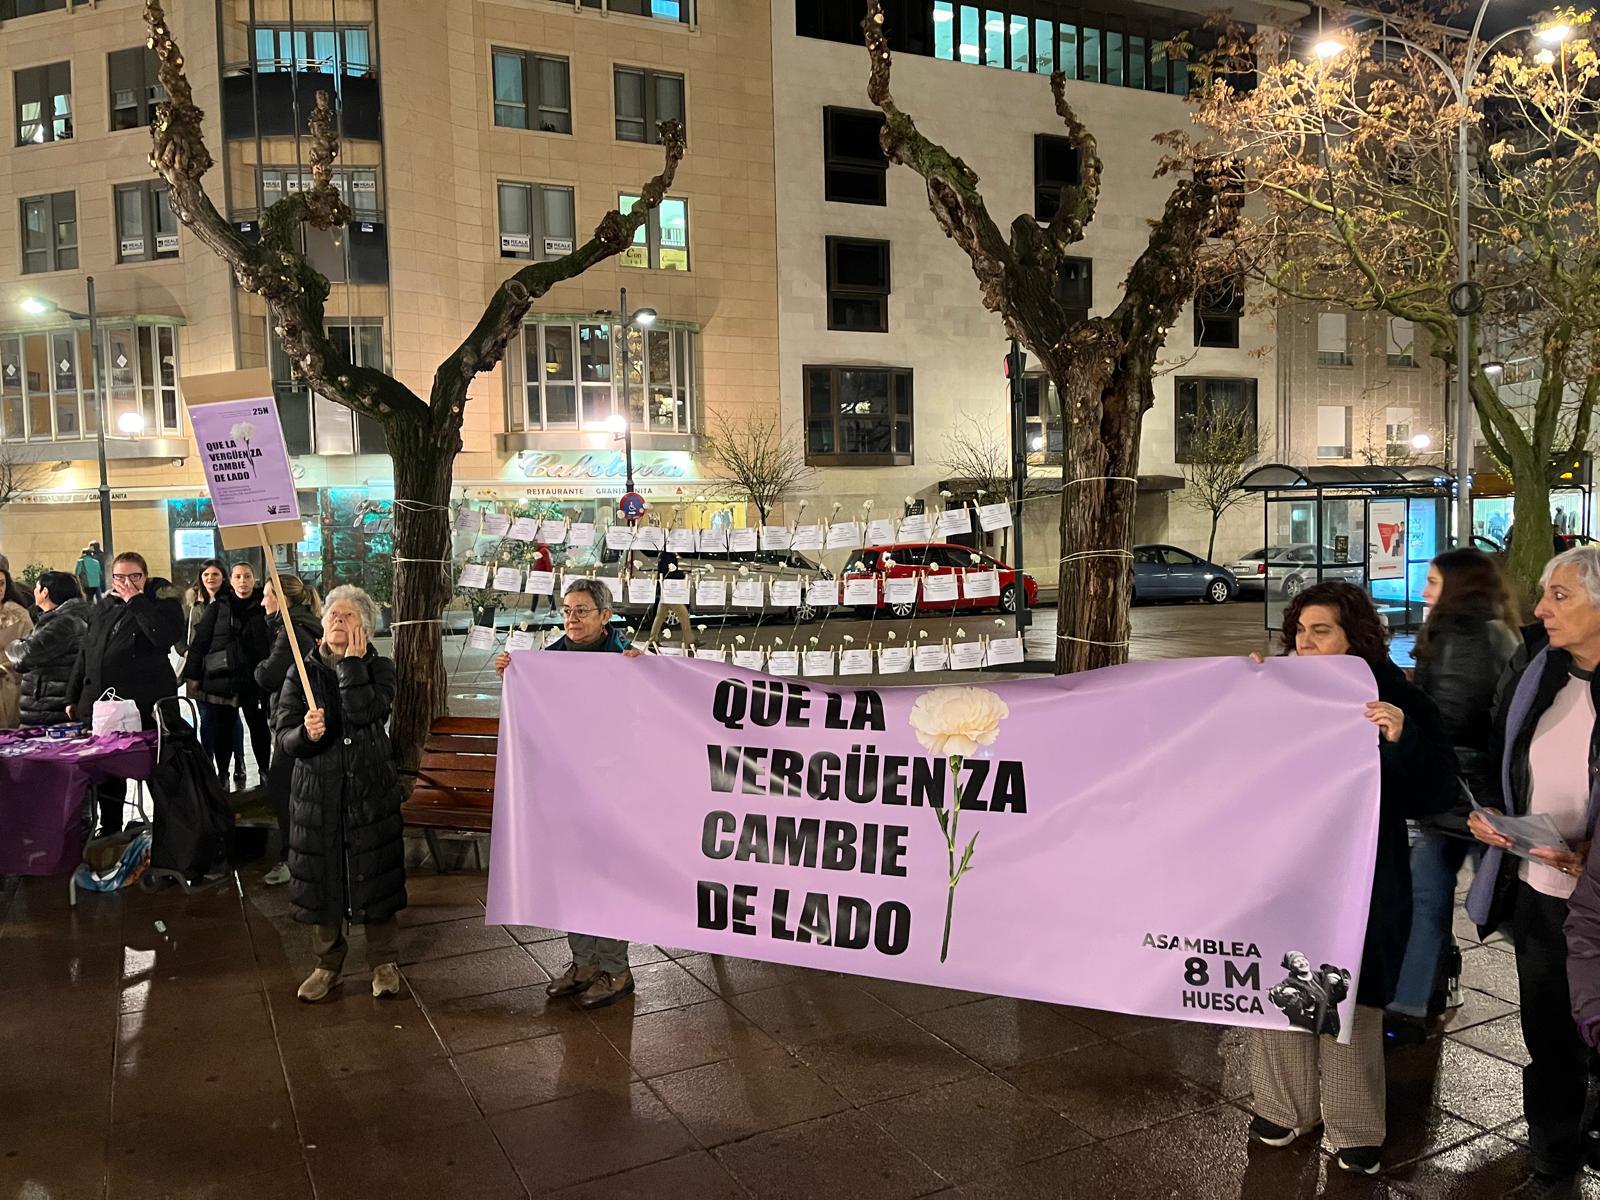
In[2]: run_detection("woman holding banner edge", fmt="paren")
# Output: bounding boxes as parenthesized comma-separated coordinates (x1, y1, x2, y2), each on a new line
(1246, 581, 1456, 1176)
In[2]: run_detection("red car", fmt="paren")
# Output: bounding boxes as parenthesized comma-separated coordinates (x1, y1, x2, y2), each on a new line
(843, 543, 1039, 617)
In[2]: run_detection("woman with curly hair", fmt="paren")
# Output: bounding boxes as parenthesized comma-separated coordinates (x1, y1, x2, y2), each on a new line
(1245, 581, 1456, 1176)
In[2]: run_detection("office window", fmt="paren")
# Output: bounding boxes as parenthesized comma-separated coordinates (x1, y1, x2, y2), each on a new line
(1034, 134, 1081, 222)
(1317, 404, 1351, 458)
(1193, 280, 1243, 348)
(614, 67, 684, 144)
(252, 25, 372, 77)
(1317, 312, 1351, 366)
(506, 320, 697, 433)
(1060, 23, 1080, 78)
(1055, 257, 1092, 324)
(15, 62, 71, 145)
(804, 365, 914, 466)
(109, 47, 165, 130)
(823, 107, 887, 206)
(497, 182, 576, 260)
(826, 237, 891, 332)
(1175, 377, 1258, 462)
(115, 182, 179, 263)
(1387, 317, 1417, 367)
(619, 194, 689, 270)
(261, 167, 379, 216)
(491, 48, 571, 133)
(20, 192, 76, 274)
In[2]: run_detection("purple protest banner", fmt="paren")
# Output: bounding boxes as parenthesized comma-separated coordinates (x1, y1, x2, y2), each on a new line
(187, 393, 300, 529)
(487, 654, 1381, 1035)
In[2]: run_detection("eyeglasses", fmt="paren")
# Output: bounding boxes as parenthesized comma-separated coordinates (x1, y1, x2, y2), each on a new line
(112, 572, 145, 583)
(561, 606, 598, 618)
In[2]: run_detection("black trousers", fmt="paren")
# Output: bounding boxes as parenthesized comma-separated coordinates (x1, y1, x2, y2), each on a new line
(211, 694, 271, 780)
(1512, 881, 1591, 1176)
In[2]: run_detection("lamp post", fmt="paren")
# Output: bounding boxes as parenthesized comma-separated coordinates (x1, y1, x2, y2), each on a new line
(20, 279, 112, 560)
(606, 286, 657, 504)
(1315, 9, 1570, 546)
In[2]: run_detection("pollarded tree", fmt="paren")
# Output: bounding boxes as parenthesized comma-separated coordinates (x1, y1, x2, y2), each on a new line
(1180, 10, 1600, 600)
(861, 2, 1241, 673)
(143, 2, 683, 762)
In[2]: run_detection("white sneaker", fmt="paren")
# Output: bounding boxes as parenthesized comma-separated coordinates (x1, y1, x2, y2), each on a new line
(297, 967, 337, 1003)
(263, 862, 291, 886)
(372, 962, 402, 998)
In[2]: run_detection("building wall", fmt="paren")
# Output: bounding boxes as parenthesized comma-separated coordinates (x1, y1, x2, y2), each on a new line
(770, 8, 1277, 574)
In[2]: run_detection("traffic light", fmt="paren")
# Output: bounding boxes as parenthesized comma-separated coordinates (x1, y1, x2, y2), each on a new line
(1003, 344, 1028, 379)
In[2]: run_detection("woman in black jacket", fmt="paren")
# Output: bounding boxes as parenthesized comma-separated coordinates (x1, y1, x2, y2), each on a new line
(274, 585, 406, 1003)
(6, 571, 88, 726)
(1246, 581, 1456, 1177)
(1387, 549, 1519, 1039)
(254, 574, 322, 887)
(65, 551, 186, 835)
(182, 562, 272, 786)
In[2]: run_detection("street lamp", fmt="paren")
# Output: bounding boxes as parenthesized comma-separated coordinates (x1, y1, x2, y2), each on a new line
(1411, 433, 1434, 452)
(19, 278, 112, 561)
(600, 286, 657, 502)
(1312, 7, 1569, 545)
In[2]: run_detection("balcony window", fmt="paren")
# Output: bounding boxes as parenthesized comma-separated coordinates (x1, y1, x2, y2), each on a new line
(115, 182, 180, 263)
(498, 182, 576, 260)
(614, 67, 684, 144)
(619, 194, 689, 270)
(15, 62, 71, 145)
(20, 192, 76, 274)
(504, 320, 697, 434)
(492, 48, 571, 133)
(804, 365, 914, 466)
(109, 47, 165, 130)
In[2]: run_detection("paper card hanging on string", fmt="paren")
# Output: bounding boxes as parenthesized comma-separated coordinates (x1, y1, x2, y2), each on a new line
(790, 524, 824, 551)
(963, 571, 1001, 599)
(768, 650, 800, 676)
(539, 520, 569, 545)
(866, 518, 898, 543)
(769, 579, 802, 607)
(884, 577, 919, 604)
(696, 579, 728, 607)
(986, 637, 1025, 665)
(977, 503, 1013, 532)
(840, 648, 874, 676)
(760, 527, 791, 551)
(508, 517, 539, 542)
(667, 528, 697, 553)
(807, 579, 841, 607)
(693, 647, 729, 663)
(657, 645, 687, 657)
(899, 514, 933, 541)
(826, 522, 862, 550)
(181, 369, 302, 549)
(922, 573, 960, 603)
(493, 566, 524, 592)
(914, 643, 951, 672)
(506, 629, 538, 651)
(660, 578, 691, 606)
(567, 523, 596, 547)
(454, 507, 482, 536)
(843, 577, 879, 606)
(950, 641, 986, 671)
(733, 649, 766, 670)
(635, 527, 665, 552)
(936, 507, 973, 537)
(803, 650, 835, 677)
(732, 579, 764, 608)
(605, 525, 636, 551)
(878, 646, 913, 674)
(628, 578, 658, 605)
(482, 513, 511, 538)
(458, 563, 490, 589)
(699, 527, 729, 553)
(468, 625, 497, 650)
(525, 571, 556, 596)
(597, 576, 625, 606)
(728, 528, 758, 553)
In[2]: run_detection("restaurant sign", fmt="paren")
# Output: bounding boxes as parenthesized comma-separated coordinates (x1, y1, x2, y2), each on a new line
(509, 450, 704, 498)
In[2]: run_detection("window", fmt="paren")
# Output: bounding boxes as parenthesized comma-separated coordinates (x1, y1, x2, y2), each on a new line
(505, 320, 697, 434)
(252, 25, 372, 77)
(102, 324, 182, 440)
(549, 0, 694, 24)
(492, 48, 571, 133)
(1317, 312, 1351, 366)
(497, 182, 576, 260)
(619, 194, 689, 270)
(826, 237, 891, 332)
(1194, 280, 1243, 348)
(803, 365, 914, 466)
(260, 167, 380, 216)
(614, 67, 684, 143)
(15, 62, 71, 145)
(1055, 256, 1092, 324)
(20, 192, 76, 274)
(1387, 317, 1416, 367)
(115, 182, 179, 263)
(823, 107, 887, 206)
(798, 0, 930, 53)
(269, 322, 385, 455)
(1317, 404, 1351, 459)
(109, 47, 164, 130)
(1, 0, 69, 16)
(1034, 134, 1081, 222)
(1384, 407, 1414, 458)
(1175, 376, 1258, 462)
(1022, 374, 1062, 462)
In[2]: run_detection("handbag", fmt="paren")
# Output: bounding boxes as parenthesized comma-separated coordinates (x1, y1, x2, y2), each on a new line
(201, 604, 235, 696)
(92, 687, 142, 736)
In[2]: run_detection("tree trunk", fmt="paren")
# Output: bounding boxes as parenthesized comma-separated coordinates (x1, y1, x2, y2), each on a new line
(1206, 517, 1219, 566)
(1055, 373, 1140, 674)
(387, 419, 457, 771)
(1505, 452, 1554, 615)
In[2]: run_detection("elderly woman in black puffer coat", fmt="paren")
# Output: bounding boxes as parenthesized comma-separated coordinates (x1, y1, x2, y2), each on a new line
(273, 584, 406, 1004)
(6, 571, 88, 726)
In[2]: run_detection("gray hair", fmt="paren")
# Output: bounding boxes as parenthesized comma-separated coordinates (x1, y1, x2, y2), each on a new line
(563, 577, 613, 613)
(1540, 546, 1600, 606)
(322, 584, 380, 633)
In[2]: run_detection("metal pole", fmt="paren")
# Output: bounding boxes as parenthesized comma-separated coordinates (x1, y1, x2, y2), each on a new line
(87, 275, 113, 562)
(1454, 116, 1474, 546)
(1008, 340, 1031, 631)
(620, 286, 635, 496)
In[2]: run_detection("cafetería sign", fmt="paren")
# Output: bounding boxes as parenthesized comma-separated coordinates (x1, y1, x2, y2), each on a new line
(508, 449, 705, 498)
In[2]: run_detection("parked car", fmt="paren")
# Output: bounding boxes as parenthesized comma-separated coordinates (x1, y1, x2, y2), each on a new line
(604, 547, 833, 624)
(842, 543, 1039, 618)
(1228, 543, 1364, 600)
(1132, 545, 1236, 604)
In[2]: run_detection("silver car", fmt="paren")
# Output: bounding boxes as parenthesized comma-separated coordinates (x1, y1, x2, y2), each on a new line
(1232, 544, 1364, 599)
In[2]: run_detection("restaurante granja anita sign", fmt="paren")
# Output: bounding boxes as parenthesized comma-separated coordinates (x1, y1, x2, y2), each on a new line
(514, 450, 695, 483)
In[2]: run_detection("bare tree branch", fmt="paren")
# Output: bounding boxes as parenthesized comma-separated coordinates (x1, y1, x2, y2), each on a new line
(0, 442, 49, 511)
(1177, 402, 1266, 562)
(700, 413, 816, 526)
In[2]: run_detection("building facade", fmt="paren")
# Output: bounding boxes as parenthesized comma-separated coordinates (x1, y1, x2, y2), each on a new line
(0, 0, 779, 596)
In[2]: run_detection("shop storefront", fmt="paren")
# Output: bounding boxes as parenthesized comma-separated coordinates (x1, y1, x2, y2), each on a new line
(1471, 453, 1593, 547)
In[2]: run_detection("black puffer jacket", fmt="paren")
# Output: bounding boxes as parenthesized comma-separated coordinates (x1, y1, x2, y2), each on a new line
(253, 609, 322, 711)
(9, 596, 90, 725)
(67, 581, 186, 724)
(274, 646, 406, 927)
(1414, 613, 1519, 814)
(182, 587, 272, 703)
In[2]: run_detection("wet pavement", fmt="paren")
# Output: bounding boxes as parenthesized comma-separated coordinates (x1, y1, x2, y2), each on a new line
(1, 863, 1588, 1200)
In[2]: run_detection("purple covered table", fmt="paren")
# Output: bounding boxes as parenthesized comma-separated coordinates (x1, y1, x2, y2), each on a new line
(0, 729, 157, 876)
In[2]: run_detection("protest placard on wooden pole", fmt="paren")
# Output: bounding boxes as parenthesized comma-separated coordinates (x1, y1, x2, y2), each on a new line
(182, 368, 315, 705)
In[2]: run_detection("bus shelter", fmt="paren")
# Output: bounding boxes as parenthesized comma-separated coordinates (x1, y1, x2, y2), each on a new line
(1239, 464, 1454, 633)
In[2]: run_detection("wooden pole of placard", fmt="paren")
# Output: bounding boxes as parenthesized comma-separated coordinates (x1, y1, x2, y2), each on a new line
(257, 522, 317, 707)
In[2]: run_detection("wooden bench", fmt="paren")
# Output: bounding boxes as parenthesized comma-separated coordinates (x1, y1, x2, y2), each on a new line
(400, 716, 498, 871)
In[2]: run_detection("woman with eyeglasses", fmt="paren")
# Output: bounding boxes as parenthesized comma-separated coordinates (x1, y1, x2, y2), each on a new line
(65, 551, 185, 835)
